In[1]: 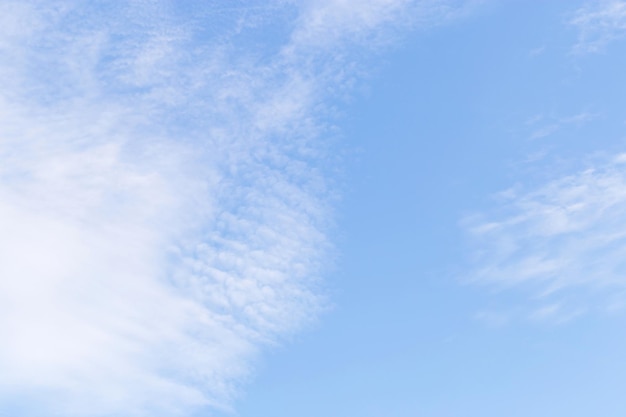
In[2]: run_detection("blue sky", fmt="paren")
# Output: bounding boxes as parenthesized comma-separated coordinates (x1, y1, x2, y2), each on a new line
(2, 1, 626, 416)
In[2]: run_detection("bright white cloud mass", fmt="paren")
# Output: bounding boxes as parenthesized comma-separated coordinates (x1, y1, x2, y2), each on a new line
(0, 1, 475, 416)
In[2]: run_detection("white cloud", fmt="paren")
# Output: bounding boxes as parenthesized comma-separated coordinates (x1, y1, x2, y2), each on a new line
(464, 154, 626, 320)
(527, 111, 598, 141)
(570, 0, 626, 53)
(0, 0, 477, 416)
(289, 0, 482, 51)
(528, 302, 585, 324)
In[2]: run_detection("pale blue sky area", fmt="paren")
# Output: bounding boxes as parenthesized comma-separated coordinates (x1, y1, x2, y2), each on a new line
(2, 1, 626, 417)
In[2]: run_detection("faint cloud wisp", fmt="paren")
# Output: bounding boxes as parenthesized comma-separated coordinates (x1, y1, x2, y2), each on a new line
(465, 154, 626, 321)
(570, 0, 626, 53)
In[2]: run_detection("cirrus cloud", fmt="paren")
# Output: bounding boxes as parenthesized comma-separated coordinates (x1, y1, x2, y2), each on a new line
(465, 153, 626, 321)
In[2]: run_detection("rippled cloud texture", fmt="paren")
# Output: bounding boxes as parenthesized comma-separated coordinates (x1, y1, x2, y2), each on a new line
(0, 1, 474, 416)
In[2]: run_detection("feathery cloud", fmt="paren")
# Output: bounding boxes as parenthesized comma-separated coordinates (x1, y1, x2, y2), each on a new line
(570, 0, 626, 53)
(0, 1, 475, 415)
(465, 154, 626, 321)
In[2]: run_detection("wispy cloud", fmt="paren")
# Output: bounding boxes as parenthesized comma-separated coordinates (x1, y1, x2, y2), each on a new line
(526, 111, 598, 141)
(0, 1, 475, 415)
(528, 302, 585, 324)
(464, 154, 626, 321)
(570, 0, 626, 53)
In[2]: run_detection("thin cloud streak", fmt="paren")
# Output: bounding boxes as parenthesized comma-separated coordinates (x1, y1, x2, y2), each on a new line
(0, 1, 475, 416)
(465, 154, 626, 320)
